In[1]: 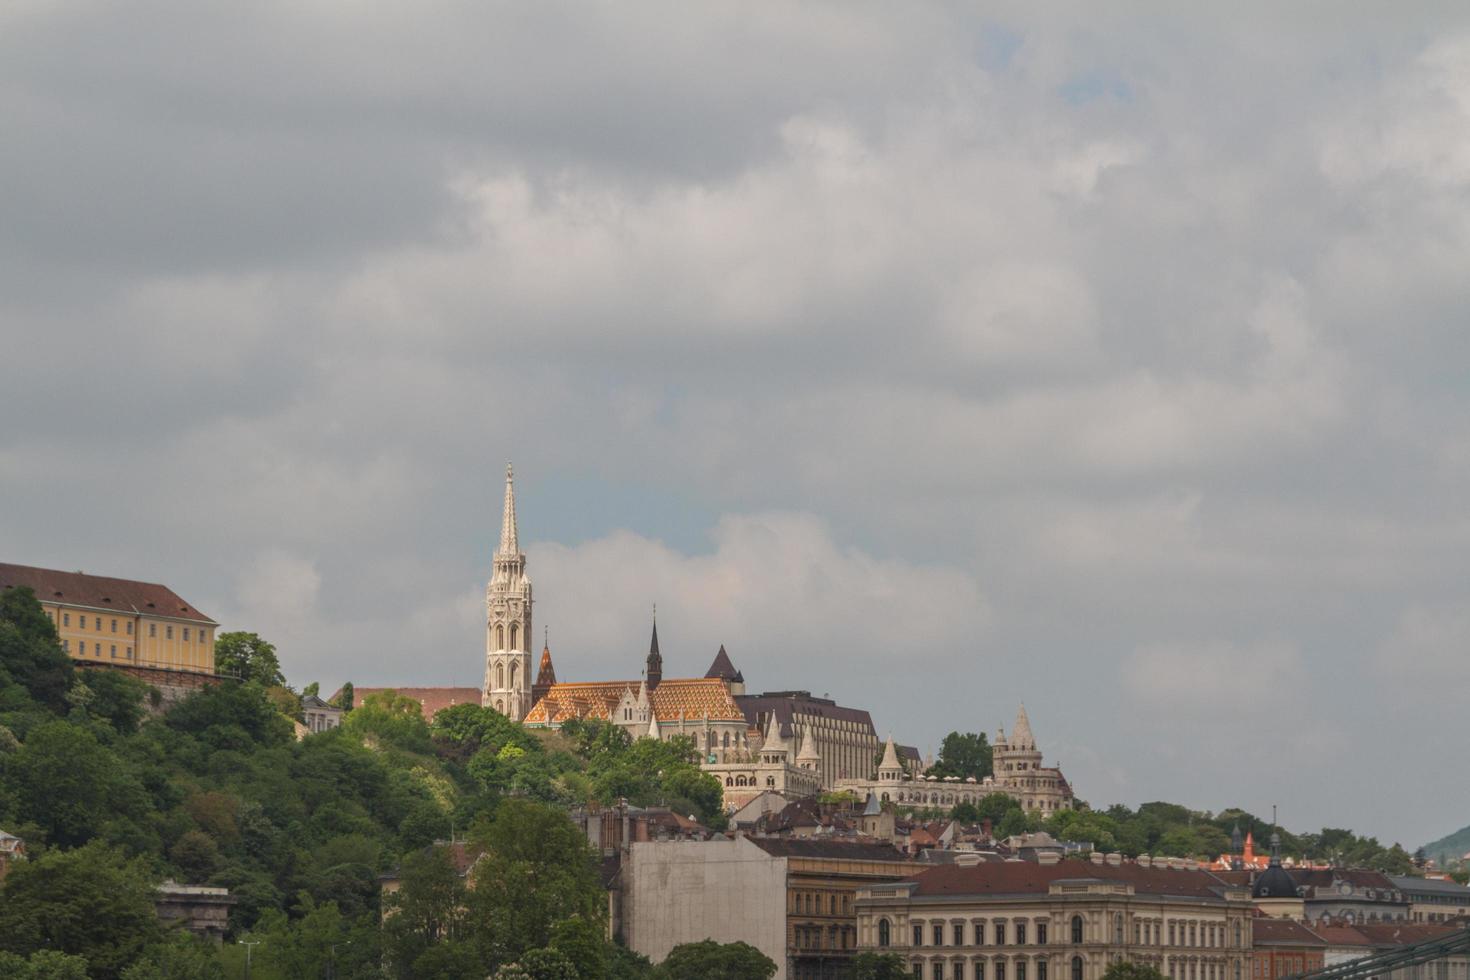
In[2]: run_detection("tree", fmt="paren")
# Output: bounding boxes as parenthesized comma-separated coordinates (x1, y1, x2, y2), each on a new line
(213, 632, 285, 686)
(382, 846, 472, 976)
(119, 934, 224, 980)
(467, 799, 606, 966)
(2, 719, 146, 846)
(341, 690, 433, 752)
(1102, 963, 1167, 980)
(926, 731, 992, 781)
(495, 948, 579, 980)
(975, 792, 1023, 824)
(657, 940, 777, 980)
(0, 841, 162, 979)
(0, 950, 92, 980)
(0, 585, 75, 716)
(334, 681, 355, 711)
(852, 952, 912, 980)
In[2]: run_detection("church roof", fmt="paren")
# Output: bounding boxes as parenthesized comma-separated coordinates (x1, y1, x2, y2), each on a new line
(735, 691, 876, 739)
(524, 676, 745, 725)
(535, 645, 557, 687)
(704, 645, 743, 682)
(498, 463, 519, 555)
(878, 734, 903, 771)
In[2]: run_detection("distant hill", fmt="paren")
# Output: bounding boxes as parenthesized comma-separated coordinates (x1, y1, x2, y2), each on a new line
(1422, 823, 1470, 865)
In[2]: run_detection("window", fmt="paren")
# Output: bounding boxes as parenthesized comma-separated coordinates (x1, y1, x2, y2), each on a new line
(915, 925, 925, 947)
(1072, 958, 1084, 980)
(934, 924, 944, 946)
(1189, 924, 1196, 947)
(1115, 915, 1124, 945)
(1018, 960, 1028, 980)
(111, 618, 117, 632)
(1234, 923, 1242, 949)
(63, 639, 69, 651)
(166, 625, 173, 639)
(1017, 922, 1027, 945)
(955, 964, 965, 980)
(1169, 923, 1176, 946)
(955, 924, 964, 946)
(996, 922, 1006, 945)
(110, 645, 117, 659)
(997, 960, 1007, 980)
(1038, 924, 1048, 945)
(149, 623, 156, 637)
(832, 895, 837, 915)
(1039, 961, 1049, 980)
(976, 961, 985, 980)
(976, 922, 987, 946)
(199, 630, 206, 643)
(63, 612, 71, 626)
(934, 964, 944, 980)
(913, 966, 923, 979)
(183, 628, 190, 641)
(880, 920, 891, 947)
(1072, 917, 1084, 944)
(95, 643, 101, 656)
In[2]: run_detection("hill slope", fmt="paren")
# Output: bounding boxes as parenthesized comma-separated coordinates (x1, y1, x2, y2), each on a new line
(1422, 823, 1470, 865)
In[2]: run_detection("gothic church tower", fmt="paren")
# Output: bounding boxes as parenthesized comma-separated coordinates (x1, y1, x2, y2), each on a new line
(482, 464, 533, 720)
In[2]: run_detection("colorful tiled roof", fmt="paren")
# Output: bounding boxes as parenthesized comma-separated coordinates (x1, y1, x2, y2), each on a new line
(524, 676, 744, 725)
(0, 562, 215, 624)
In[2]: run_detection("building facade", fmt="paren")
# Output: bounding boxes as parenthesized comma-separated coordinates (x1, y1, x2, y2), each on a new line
(837, 707, 1074, 816)
(855, 855, 1254, 980)
(483, 465, 533, 720)
(621, 836, 924, 980)
(1251, 918, 1326, 980)
(300, 694, 342, 734)
(735, 691, 881, 790)
(1, 563, 218, 675)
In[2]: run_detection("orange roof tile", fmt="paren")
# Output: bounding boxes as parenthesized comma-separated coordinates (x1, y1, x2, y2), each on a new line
(524, 677, 743, 725)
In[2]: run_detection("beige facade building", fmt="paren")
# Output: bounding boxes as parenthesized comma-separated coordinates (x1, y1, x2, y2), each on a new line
(837, 707, 1074, 816)
(855, 855, 1254, 980)
(1, 562, 218, 677)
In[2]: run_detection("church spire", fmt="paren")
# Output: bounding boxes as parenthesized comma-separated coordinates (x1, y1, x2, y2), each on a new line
(646, 606, 663, 691)
(499, 463, 519, 555)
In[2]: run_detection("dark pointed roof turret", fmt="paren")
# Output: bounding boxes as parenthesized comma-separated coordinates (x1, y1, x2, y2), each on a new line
(705, 645, 740, 681)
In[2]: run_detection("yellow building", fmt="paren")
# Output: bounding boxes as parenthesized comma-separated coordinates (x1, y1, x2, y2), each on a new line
(0, 562, 218, 675)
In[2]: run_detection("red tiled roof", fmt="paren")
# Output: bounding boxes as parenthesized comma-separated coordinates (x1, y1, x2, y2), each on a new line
(343, 687, 483, 720)
(1310, 926, 1372, 947)
(1253, 919, 1326, 946)
(1352, 923, 1462, 947)
(908, 858, 1238, 900)
(0, 562, 215, 624)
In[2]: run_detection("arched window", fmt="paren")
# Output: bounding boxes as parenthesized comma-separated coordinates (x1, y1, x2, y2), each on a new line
(496, 663, 505, 689)
(725, 777, 733, 786)
(879, 919, 891, 947)
(509, 662, 519, 689)
(1114, 914, 1124, 944)
(509, 624, 519, 649)
(495, 699, 504, 712)
(1233, 923, 1242, 948)
(1072, 957, 1084, 980)
(767, 776, 775, 787)
(1071, 916, 1084, 944)
(723, 732, 730, 748)
(496, 624, 505, 649)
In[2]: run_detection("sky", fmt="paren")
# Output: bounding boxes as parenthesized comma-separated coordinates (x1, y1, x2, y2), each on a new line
(3, 2, 1469, 849)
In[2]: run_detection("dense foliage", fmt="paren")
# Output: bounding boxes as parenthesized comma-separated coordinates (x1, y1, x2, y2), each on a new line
(925, 731, 993, 782)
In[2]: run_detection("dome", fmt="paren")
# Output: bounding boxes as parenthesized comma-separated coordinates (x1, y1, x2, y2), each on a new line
(1253, 864, 1298, 899)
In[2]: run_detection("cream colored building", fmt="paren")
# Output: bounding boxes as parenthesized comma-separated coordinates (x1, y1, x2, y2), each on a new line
(1, 562, 217, 674)
(837, 706, 1074, 815)
(856, 854, 1254, 980)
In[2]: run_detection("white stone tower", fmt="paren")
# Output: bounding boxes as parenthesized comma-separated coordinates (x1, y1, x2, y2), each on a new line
(482, 464, 533, 720)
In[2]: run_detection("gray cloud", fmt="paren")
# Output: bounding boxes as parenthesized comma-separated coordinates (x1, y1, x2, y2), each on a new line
(3, 1, 1470, 847)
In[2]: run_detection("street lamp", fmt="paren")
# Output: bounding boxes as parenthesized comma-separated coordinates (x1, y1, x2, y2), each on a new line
(328, 940, 352, 980)
(237, 939, 260, 980)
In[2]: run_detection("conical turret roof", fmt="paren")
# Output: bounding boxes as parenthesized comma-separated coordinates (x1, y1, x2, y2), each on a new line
(1012, 703, 1034, 748)
(878, 733, 903, 772)
(705, 645, 741, 682)
(796, 726, 821, 762)
(498, 463, 519, 555)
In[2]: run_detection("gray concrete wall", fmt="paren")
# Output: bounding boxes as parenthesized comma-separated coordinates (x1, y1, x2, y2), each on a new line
(624, 837, 789, 979)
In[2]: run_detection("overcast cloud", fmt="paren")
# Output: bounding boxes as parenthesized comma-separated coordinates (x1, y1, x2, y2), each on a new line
(4, 2, 1470, 848)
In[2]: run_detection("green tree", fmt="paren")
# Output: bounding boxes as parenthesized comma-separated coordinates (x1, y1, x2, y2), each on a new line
(495, 948, 579, 980)
(549, 916, 608, 979)
(1102, 963, 1167, 980)
(852, 952, 912, 980)
(467, 799, 606, 966)
(926, 731, 993, 781)
(0, 841, 161, 979)
(0, 950, 93, 980)
(382, 846, 472, 976)
(656, 940, 778, 980)
(213, 632, 285, 686)
(2, 719, 146, 846)
(975, 792, 1023, 824)
(0, 585, 75, 717)
(335, 681, 355, 710)
(341, 690, 433, 752)
(119, 933, 225, 980)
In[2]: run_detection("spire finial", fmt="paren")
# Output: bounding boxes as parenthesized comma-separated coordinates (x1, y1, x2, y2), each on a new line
(499, 462, 519, 554)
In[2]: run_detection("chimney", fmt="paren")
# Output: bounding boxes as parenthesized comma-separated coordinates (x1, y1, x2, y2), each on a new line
(1106, 852, 1122, 866)
(1091, 852, 1105, 865)
(955, 852, 983, 867)
(1038, 851, 1063, 866)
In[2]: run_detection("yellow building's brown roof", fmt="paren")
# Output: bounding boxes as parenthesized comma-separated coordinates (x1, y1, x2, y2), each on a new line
(0, 562, 216, 624)
(524, 677, 744, 725)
